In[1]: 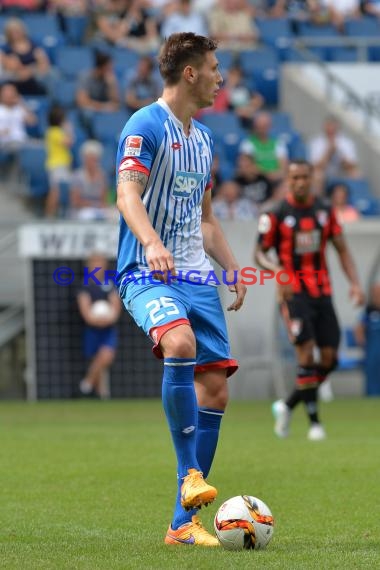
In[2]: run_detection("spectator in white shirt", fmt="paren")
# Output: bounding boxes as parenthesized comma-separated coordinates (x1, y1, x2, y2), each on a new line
(363, 0, 380, 17)
(0, 82, 36, 149)
(309, 116, 360, 193)
(212, 180, 258, 221)
(321, 0, 361, 30)
(160, 0, 208, 38)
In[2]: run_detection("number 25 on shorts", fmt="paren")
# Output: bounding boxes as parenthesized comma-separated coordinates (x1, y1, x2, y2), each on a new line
(146, 297, 180, 325)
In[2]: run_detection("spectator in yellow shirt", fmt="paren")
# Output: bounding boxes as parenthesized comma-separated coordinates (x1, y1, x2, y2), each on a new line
(45, 105, 73, 217)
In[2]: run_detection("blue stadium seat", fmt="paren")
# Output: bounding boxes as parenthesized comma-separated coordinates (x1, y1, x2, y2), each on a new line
(345, 17, 380, 37)
(256, 18, 293, 60)
(329, 178, 372, 200)
(56, 46, 94, 79)
(283, 48, 309, 63)
(345, 17, 380, 60)
(111, 48, 141, 83)
(24, 96, 50, 138)
(19, 145, 49, 197)
(271, 112, 292, 134)
(297, 22, 339, 37)
(23, 13, 61, 37)
(297, 22, 339, 62)
(0, 16, 7, 46)
(239, 48, 279, 105)
(217, 50, 235, 72)
(338, 327, 364, 370)
(92, 111, 131, 144)
(329, 47, 359, 62)
(239, 47, 278, 74)
(62, 15, 88, 46)
(200, 111, 241, 135)
(353, 196, 380, 216)
(200, 112, 245, 165)
(255, 67, 280, 106)
(23, 14, 65, 63)
(288, 136, 307, 160)
(329, 177, 379, 216)
(52, 78, 77, 108)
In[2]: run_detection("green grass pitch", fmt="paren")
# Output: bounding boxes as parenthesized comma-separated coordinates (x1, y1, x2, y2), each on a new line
(0, 398, 379, 569)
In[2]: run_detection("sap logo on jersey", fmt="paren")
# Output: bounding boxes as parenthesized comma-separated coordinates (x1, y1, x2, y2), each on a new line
(173, 171, 205, 198)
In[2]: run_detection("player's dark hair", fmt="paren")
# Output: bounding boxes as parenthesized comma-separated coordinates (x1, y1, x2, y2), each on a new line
(288, 159, 313, 172)
(94, 50, 111, 69)
(158, 33, 218, 86)
(48, 104, 65, 127)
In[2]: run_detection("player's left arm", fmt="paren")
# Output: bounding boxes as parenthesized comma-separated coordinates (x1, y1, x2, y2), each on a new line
(331, 234, 365, 306)
(201, 190, 246, 311)
(109, 290, 122, 323)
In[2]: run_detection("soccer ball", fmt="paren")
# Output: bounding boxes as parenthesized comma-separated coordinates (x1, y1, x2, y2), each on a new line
(91, 300, 113, 319)
(214, 495, 274, 551)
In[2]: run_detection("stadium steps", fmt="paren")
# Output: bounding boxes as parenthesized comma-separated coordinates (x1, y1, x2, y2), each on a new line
(0, 180, 33, 307)
(0, 305, 24, 348)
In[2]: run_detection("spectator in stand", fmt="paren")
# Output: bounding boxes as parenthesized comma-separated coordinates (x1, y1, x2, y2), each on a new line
(363, 0, 380, 17)
(0, 82, 37, 178)
(269, 0, 311, 19)
(1, 0, 45, 12)
(203, 65, 263, 129)
(309, 116, 360, 194)
(212, 180, 258, 221)
(124, 55, 161, 113)
(0, 83, 37, 150)
(321, 0, 361, 31)
(234, 153, 274, 208)
(44, 105, 73, 218)
(70, 140, 110, 220)
(48, 0, 88, 14)
(1, 18, 51, 96)
(208, 0, 259, 51)
(330, 182, 360, 225)
(239, 112, 288, 183)
(160, 0, 208, 38)
(94, 0, 159, 53)
(76, 51, 120, 136)
(192, 0, 217, 16)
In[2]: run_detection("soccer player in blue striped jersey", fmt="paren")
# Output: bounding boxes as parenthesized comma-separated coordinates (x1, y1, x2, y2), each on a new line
(116, 33, 247, 546)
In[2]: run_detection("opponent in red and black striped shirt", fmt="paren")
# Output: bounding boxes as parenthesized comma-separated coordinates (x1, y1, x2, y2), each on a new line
(255, 160, 364, 440)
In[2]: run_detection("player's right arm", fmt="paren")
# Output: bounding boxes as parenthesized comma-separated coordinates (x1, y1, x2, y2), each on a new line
(254, 212, 293, 302)
(116, 169, 175, 278)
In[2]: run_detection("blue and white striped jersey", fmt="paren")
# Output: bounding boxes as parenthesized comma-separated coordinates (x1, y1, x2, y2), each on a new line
(116, 98, 215, 285)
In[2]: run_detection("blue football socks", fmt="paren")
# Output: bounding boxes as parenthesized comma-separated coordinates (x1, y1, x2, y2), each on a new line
(196, 406, 224, 479)
(162, 357, 200, 480)
(171, 405, 224, 530)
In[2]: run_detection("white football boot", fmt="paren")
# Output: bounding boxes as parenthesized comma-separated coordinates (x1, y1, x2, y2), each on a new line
(307, 423, 326, 441)
(272, 400, 291, 438)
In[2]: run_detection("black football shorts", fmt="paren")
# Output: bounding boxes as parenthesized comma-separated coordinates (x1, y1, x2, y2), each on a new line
(280, 293, 341, 348)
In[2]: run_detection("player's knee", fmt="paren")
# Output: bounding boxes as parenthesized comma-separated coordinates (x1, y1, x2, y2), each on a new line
(197, 371, 229, 410)
(320, 355, 338, 374)
(215, 385, 229, 410)
(161, 327, 196, 359)
(98, 347, 116, 367)
(297, 353, 314, 368)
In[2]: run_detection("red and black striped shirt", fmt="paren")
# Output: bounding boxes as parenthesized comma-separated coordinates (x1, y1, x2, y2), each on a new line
(257, 194, 342, 297)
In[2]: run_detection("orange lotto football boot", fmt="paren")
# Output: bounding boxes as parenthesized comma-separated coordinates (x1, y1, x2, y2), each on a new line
(165, 515, 219, 546)
(180, 468, 217, 511)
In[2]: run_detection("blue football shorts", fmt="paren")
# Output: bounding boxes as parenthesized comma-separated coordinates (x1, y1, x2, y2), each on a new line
(83, 326, 117, 358)
(122, 278, 238, 376)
